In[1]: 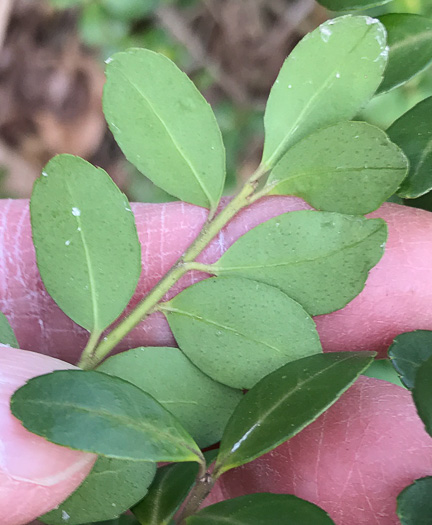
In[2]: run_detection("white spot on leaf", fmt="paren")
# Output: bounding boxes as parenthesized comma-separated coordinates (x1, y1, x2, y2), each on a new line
(72, 207, 81, 217)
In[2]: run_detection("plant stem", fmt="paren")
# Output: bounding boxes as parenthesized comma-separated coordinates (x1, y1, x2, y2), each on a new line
(176, 471, 216, 524)
(78, 165, 269, 369)
(77, 330, 102, 369)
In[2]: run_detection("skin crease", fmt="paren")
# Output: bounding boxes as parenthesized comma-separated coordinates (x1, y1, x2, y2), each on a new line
(0, 196, 432, 523)
(203, 376, 432, 525)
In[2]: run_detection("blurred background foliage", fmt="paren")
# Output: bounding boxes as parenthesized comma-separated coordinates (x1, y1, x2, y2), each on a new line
(0, 0, 431, 210)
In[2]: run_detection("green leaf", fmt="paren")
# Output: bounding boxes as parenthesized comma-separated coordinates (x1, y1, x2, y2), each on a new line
(11, 370, 203, 463)
(262, 15, 387, 168)
(186, 494, 336, 525)
(0, 312, 18, 348)
(98, 347, 243, 448)
(362, 358, 403, 387)
(214, 352, 375, 476)
(397, 477, 432, 525)
(388, 330, 432, 389)
(378, 14, 432, 94)
(132, 462, 199, 525)
(40, 457, 156, 525)
(316, 0, 391, 9)
(213, 212, 387, 316)
(91, 517, 140, 525)
(103, 49, 225, 211)
(30, 155, 141, 333)
(412, 355, 432, 437)
(161, 277, 322, 389)
(388, 97, 432, 198)
(267, 121, 408, 215)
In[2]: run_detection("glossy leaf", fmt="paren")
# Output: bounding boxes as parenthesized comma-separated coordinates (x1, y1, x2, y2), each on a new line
(40, 457, 156, 524)
(132, 462, 199, 525)
(213, 212, 387, 316)
(378, 14, 432, 94)
(103, 49, 225, 211)
(397, 477, 432, 525)
(11, 370, 203, 463)
(388, 330, 432, 389)
(316, 0, 391, 9)
(30, 155, 141, 333)
(267, 121, 408, 215)
(162, 277, 322, 389)
(98, 347, 243, 447)
(388, 97, 432, 198)
(214, 352, 375, 476)
(262, 15, 387, 168)
(186, 494, 335, 525)
(0, 312, 18, 348)
(412, 355, 432, 437)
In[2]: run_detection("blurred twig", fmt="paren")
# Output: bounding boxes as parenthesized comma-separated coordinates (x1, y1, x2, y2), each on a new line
(0, 0, 12, 51)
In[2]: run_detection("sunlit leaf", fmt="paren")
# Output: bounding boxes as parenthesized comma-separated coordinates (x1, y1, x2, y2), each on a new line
(40, 457, 156, 525)
(11, 370, 202, 463)
(388, 330, 432, 389)
(397, 477, 432, 525)
(267, 121, 408, 214)
(214, 352, 375, 476)
(378, 14, 432, 94)
(262, 16, 387, 168)
(103, 49, 225, 211)
(212, 212, 387, 316)
(0, 312, 18, 348)
(162, 277, 321, 389)
(186, 494, 336, 524)
(132, 462, 199, 525)
(30, 155, 141, 333)
(98, 347, 242, 447)
(388, 97, 432, 198)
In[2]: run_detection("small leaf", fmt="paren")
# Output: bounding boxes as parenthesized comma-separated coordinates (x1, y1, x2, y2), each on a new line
(397, 477, 432, 525)
(388, 97, 432, 198)
(98, 347, 243, 448)
(132, 462, 199, 525)
(30, 155, 141, 333)
(186, 494, 336, 525)
(267, 121, 408, 215)
(317, 0, 391, 9)
(262, 15, 387, 168)
(162, 277, 322, 389)
(412, 355, 432, 437)
(0, 312, 18, 348)
(214, 352, 375, 476)
(362, 358, 403, 387)
(11, 370, 203, 463)
(40, 457, 156, 525)
(103, 49, 225, 211)
(213, 211, 387, 316)
(378, 14, 432, 94)
(388, 330, 432, 389)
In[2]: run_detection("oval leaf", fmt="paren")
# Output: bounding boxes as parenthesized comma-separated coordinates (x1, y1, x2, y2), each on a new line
(132, 462, 199, 525)
(388, 97, 432, 198)
(267, 121, 408, 215)
(213, 352, 375, 476)
(30, 154, 141, 333)
(98, 347, 243, 448)
(388, 330, 432, 389)
(212, 211, 387, 316)
(0, 312, 18, 348)
(161, 277, 322, 389)
(103, 49, 225, 211)
(40, 457, 156, 525)
(397, 477, 432, 525)
(186, 494, 335, 525)
(262, 15, 387, 168)
(316, 0, 391, 10)
(11, 370, 202, 463)
(378, 14, 432, 94)
(412, 355, 432, 437)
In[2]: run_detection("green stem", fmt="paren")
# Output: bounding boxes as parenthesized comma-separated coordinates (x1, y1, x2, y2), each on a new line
(77, 330, 102, 369)
(78, 165, 269, 370)
(176, 471, 215, 524)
